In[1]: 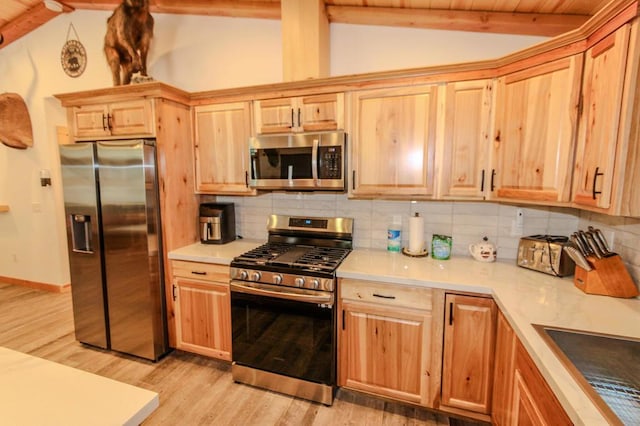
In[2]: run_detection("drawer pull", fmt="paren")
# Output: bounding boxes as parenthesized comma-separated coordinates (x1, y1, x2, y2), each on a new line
(191, 271, 207, 275)
(373, 293, 396, 300)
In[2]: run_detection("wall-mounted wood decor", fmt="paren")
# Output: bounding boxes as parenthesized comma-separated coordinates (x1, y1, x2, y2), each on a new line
(0, 93, 33, 149)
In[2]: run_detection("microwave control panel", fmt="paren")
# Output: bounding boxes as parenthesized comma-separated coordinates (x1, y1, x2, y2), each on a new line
(318, 146, 342, 179)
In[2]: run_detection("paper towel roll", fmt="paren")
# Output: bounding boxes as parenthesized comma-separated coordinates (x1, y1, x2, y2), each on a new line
(409, 213, 424, 254)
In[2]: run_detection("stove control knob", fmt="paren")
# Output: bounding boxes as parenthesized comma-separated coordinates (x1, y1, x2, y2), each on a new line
(272, 274, 283, 285)
(250, 271, 261, 281)
(311, 279, 320, 289)
(294, 277, 305, 287)
(238, 270, 248, 280)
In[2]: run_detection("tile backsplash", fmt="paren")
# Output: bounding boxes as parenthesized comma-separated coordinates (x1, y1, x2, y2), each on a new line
(213, 193, 640, 285)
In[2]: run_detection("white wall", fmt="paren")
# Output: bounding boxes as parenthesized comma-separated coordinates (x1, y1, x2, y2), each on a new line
(2, 8, 637, 289)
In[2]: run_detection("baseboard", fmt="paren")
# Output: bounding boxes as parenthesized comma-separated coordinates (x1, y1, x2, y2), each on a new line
(0, 276, 70, 293)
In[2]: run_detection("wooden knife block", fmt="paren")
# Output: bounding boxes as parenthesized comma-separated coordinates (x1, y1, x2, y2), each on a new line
(574, 254, 639, 298)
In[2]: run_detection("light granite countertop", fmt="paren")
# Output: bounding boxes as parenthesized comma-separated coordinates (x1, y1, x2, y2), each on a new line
(169, 241, 640, 425)
(0, 347, 158, 425)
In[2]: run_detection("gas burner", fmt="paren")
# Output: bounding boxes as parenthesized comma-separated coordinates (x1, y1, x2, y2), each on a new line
(230, 215, 354, 290)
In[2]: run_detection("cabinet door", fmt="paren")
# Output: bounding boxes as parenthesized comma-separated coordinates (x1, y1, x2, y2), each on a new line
(351, 85, 438, 197)
(439, 80, 493, 199)
(298, 93, 344, 132)
(491, 310, 517, 426)
(254, 98, 296, 134)
(71, 100, 154, 139)
(194, 102, 254, 194)
(174, 277, 232, 361)
(339, 300, 432, 405)
(441, 294, 497, 414)
(491, 310, 571, 426)
(573, 25, 631, 209)
(512, 341, 572, 425)
(492, 55, 582, 202)
(108, 99, 155, 136)
(71, 104, 111, 139)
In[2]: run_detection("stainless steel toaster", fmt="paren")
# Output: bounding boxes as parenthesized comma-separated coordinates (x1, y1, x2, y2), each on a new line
(516, 235, 575, 276)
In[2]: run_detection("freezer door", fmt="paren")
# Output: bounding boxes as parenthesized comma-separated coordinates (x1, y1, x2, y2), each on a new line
(97, 140, 168, 361)
(60, 143, 108, 349)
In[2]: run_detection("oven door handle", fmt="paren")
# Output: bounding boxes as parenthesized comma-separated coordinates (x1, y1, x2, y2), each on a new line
(230, 281, 334, 305)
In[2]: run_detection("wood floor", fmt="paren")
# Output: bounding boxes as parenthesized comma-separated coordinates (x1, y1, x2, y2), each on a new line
(0, 282, 479, 425)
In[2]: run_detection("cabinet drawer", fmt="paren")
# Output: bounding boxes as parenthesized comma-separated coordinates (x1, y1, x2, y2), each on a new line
(171, 260, 229, 282)
(339, 278, 432, 310)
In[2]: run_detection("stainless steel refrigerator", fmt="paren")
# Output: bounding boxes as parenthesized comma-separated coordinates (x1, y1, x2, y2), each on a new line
(60, 140, 169, 361)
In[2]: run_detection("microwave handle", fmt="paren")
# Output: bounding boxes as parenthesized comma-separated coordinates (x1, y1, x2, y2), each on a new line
(312, 137, 319, 181)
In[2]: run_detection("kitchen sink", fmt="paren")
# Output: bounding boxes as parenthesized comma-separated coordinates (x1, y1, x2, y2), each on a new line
(534, 324, 640, 425)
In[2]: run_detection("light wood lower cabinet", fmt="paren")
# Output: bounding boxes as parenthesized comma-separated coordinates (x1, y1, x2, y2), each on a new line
(492, 311, 571, 426)
(440, 294, 497, 417)
(171, 260, 232, 361)
(338, 279, 444, 407)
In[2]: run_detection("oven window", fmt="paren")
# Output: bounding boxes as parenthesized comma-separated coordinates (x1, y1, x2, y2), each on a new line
(251, 147, 313, 180)
(231, 290, 335, 385)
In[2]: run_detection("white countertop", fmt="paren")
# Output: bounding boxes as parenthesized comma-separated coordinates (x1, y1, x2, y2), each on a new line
(0, 347, 158, 425)
(169, 241, 640, 425)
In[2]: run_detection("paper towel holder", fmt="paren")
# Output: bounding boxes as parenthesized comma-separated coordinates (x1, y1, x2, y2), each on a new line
(403, 212, 428, 257)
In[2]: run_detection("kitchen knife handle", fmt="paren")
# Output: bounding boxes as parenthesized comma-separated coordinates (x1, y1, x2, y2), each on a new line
(592, 167, 604, 200)
(584, 233, 603, 259)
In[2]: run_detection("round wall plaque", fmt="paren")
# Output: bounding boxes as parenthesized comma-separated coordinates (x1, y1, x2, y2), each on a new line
(61, 39, 87, 78)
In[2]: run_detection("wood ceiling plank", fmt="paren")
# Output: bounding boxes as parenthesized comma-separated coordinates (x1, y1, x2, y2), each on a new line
(326, 5, 590, 36)
(0, 2, 73, 49)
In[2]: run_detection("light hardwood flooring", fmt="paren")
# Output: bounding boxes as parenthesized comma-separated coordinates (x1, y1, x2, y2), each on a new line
(0, 282, 479, 426)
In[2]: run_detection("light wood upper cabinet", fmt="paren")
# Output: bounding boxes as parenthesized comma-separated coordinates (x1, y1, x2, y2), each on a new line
(70, 99, 155, 140)
(573, 23, 635, 212)
(441, 294, 497, 416)
(254, 93, 344, 134)
(492, 310, 571, 426)
(437, 80, 494, 200)
(350, 85, 438, 198)
(171, 260, 232, 361)
(338, 278, 444, 408)
(193, 102, 255, 194)
(491, 55, 582, 203)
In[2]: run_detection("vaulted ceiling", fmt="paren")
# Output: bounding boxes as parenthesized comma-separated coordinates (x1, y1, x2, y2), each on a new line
(0, 0, 612, 50)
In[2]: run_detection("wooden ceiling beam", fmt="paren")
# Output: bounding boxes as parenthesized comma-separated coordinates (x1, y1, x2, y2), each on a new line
(326, 5, 591, 37)
(62, 0, 281, 19)
(0, 2, 73, 49)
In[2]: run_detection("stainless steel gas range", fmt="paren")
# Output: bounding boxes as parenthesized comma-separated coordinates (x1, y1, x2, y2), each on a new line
(229, 215, 353, 405)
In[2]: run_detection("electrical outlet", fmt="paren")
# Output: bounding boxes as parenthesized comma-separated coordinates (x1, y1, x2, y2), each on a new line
(510, 208, 524, 236)
(516, 208, 524, 227)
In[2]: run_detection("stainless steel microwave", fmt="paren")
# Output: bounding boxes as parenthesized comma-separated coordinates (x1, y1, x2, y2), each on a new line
(249, 131, 346, 191)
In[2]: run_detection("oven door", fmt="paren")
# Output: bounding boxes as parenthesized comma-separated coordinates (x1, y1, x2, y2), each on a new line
(230, 280, 335, 386)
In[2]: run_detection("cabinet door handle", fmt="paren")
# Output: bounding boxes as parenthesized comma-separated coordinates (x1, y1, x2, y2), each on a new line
(373, 293, 396, 300)
(352, 170, 356, 191)
(290, 109, 294, 128)
(342, 309, 345, 330)
(191, 271, 207, 275)
(592, 166, 604, 200)
(480, 169, 486, 192)
(106, 113, 113, 130)
(297, 107, 301, 128)
(102, 114, 108, 131)
(449, 302, 454, 326)
(491, 169, 496, 192)
(172, 284, 177, 301)
(245, 171, 249, 188)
